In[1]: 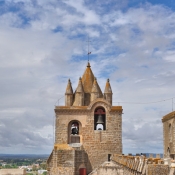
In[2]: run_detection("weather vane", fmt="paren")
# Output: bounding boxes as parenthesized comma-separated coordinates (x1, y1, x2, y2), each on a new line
(87, 37, 91, 62)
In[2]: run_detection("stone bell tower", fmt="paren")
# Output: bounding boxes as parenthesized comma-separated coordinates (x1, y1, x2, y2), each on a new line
(47, 62, 123, 175)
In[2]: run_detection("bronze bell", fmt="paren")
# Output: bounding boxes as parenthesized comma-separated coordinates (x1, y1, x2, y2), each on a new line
(96, 115, 104, 124)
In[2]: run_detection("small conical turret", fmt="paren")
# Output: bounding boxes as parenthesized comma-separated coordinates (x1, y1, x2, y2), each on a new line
(76, 77, 84, 93)
(73, 77, 84, 106)
(91, 77, 103, 102)
(65, 79, 73, 106)
(104, 79, 112, 105)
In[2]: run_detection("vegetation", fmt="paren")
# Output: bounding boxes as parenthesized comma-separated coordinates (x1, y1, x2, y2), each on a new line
(0, 155, 48, 175)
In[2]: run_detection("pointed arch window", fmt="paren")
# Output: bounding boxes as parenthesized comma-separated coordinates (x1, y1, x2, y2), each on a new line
(94, 107, 106, 130)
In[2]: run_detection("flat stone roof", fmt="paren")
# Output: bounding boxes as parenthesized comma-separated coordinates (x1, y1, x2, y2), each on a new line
(162, 111, 175, 122)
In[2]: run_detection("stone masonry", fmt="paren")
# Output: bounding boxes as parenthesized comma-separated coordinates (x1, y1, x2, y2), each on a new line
(47, 62, 123, 175)
(162, 111, 175, 159)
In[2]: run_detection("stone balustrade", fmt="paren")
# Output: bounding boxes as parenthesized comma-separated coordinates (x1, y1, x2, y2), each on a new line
(110, 154, 170, 175)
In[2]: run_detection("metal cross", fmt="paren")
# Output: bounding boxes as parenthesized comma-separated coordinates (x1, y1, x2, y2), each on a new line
(87, 37, 91, 62)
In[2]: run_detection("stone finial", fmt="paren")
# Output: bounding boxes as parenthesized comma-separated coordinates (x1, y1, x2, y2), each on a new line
(91, 77, 103, 102)
(73, 77, 84, 106)
(76, 77, 84, 93)
(65, 79, 73, 94)
(91, 77, 103, 95)
(87, 61, 91, 67)
(104, 78, 112, 94)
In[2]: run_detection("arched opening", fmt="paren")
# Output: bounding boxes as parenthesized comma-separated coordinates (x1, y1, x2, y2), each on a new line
(167, 147, 170, 157)
(71, 122, 79, 135)
(68, 120, 82, 144)
(169, 124, 172, 142)
(94, 107, 106, 130)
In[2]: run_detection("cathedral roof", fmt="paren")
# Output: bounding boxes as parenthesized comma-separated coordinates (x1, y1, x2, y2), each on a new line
(81, 62, 95, 93)
(162, 111, 175, 122)
(104, 79, 112, 93)
(75, 77, 84, 93)
(91, 78, 103, 97)
(65, 79, 73, 94)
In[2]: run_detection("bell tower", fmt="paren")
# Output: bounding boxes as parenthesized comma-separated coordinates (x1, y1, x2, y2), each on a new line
(47, 62, 123, 175)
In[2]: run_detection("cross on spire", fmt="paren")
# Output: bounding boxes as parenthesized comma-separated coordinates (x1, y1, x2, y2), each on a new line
(87, 37, 91, 62)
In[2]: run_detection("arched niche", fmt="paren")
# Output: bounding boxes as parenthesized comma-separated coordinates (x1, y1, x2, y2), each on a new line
(94, 106, 106, 130)
(169, 123, 172, 142)
(167, 147, 170, 157)
(68, 120, 82, 144)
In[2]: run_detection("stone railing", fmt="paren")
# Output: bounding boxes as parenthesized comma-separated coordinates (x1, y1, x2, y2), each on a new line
(111, 154, 170, 175)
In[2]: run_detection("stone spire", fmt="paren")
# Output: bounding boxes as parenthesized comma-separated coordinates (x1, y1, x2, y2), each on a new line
(73, 77, 84, 106)
(91, 77, 103, 102)
(81, 62, 95, 105)
(65, 79, 73, 106)
(104, 79, 113, 105)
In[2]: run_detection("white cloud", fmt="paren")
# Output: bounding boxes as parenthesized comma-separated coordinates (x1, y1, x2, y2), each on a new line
(0, 0, 175, 155)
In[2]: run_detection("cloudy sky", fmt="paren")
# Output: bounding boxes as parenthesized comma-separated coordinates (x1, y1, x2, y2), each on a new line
(0, 0, 175, 154)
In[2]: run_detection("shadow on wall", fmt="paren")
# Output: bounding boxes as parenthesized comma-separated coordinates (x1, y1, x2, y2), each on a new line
(74, 146, 92, 175)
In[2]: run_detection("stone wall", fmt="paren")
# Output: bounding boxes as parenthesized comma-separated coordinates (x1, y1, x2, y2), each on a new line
(0, 169, 26, 175)
(162, 111, 175, 158)
(47, 144, 91, 175)
(89, 161, 123, 175)
(111, 154, 170, 175)
(53, 99, 122, 173)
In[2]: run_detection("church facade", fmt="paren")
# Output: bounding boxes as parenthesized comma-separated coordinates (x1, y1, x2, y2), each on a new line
(47, 62, 123, 175)
(162, 111, 175, 159)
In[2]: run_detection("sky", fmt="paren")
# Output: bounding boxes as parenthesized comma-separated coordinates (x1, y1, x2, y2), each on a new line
(0, 0, 175, 155)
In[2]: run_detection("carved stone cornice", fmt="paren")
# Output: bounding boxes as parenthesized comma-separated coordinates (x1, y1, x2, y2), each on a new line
(88, 98, 112, 110)
(54, 99, 122, 115)
(55, 108, 89, 115)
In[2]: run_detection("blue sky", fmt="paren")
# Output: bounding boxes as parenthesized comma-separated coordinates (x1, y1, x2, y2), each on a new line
(0, 0, 175, 154)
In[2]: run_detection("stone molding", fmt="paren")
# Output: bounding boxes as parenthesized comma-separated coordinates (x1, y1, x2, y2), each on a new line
(55, 109, 89, 115)
(87, 98, 111, 111)
(162, 111, 175, 122)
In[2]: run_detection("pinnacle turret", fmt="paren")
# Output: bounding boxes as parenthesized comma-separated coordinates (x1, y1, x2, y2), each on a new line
(104, 79, 112, 105)
(104, 79, 112, 93)
(65, 79, 73, 94)
(75, 77, 84, 93)
(91, 77, 103, 102)
(65, 79, 73, 106)
(73, 77, 84, 106)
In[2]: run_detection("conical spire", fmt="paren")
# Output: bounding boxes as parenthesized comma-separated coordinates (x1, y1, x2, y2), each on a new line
(81, 62, 95, 93)
(65, 79, 73, 94)
(81, 62, 95, 105)
(65, 79, 73, 106)
(75, 77, 84, 93)
(104, 79, 112, 105)
(104, 79, 112, 93)
(91, 78, 103, 95)
(91, 77, 103, 102)
(73, 77, 84, 106)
